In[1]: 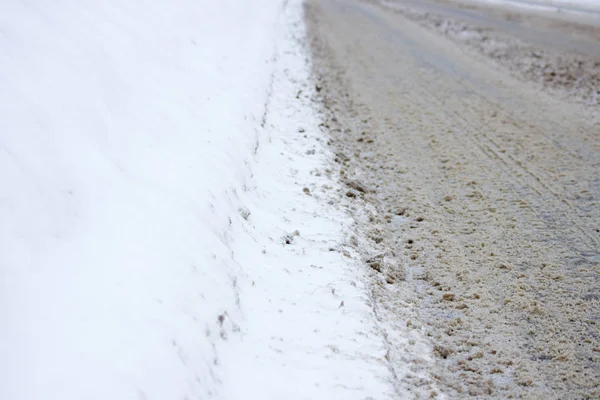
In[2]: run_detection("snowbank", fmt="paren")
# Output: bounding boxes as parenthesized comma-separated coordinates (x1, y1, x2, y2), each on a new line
(0, 0, 396, 399)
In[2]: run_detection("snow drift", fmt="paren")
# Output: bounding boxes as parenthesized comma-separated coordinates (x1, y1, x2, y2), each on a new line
(0, 0, 282, 398)
(0, 0, 397, 399)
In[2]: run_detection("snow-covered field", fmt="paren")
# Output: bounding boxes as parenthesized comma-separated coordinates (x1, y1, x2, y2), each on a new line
(0, 1, 397, 399)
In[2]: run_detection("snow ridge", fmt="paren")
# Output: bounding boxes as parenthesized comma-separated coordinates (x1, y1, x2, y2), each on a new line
(0, 1, 396, 399)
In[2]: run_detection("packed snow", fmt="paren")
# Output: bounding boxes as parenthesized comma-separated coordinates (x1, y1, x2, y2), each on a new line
(0, 0, 401, 399)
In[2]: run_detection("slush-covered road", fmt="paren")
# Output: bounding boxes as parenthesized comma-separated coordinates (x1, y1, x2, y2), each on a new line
(306, 0, 600, 397)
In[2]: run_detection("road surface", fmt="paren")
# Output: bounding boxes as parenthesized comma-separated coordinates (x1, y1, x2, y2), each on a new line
(306, 0, 600, 397)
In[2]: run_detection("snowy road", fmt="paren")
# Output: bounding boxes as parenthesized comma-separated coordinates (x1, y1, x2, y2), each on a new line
(469, 0, 600, 16)
(2, 0, 598, 398)
(385, 0, 600, 54)
(306, 0, 600, 397)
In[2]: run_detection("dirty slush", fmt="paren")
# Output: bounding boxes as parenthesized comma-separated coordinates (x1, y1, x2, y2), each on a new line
(305, 0, 600, 398)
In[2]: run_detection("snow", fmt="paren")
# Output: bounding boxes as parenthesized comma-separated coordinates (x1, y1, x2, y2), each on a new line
(0, 0, 399, 399)
(215, 16, 397, 398)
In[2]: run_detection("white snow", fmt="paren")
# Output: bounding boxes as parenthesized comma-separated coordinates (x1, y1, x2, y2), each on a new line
(0, 0, 399, 399)
(215, 16, 398, 398)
